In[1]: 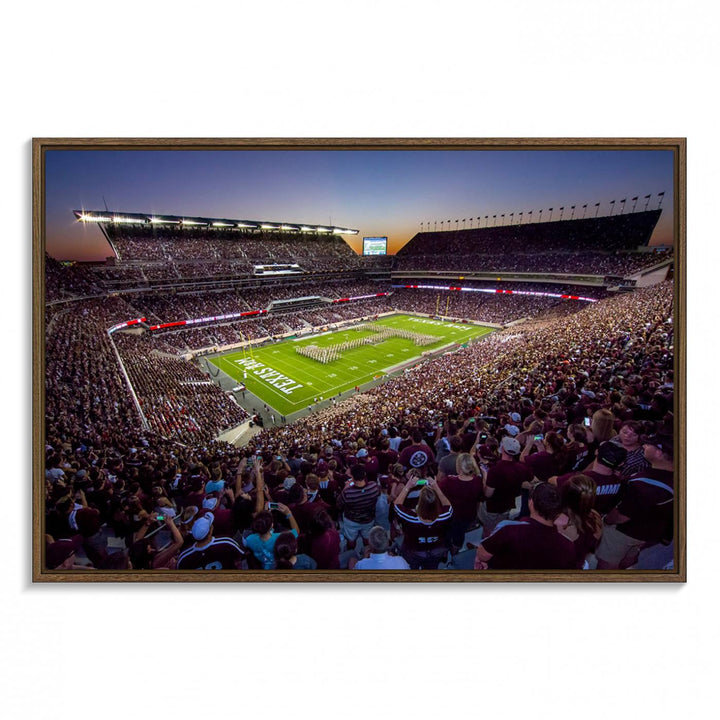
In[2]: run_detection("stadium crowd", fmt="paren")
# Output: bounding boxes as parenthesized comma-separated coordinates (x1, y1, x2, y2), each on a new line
(391, 288, 576, 324)
(45, 255, 103, 301)
(44, 274, 675, 572)
(395, 251, 669, 276)
(136, 281, 388, 322)
(400, 211, 663, 255)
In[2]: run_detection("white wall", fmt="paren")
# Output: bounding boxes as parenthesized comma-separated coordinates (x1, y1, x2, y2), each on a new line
(635, 265, 672, 287)
(4, 2, 716, 719)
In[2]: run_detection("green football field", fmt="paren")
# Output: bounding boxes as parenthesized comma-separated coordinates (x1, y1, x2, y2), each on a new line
(208, 313, 495, 416)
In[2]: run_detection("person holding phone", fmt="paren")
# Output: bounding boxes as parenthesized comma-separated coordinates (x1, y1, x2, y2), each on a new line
(243, 457, 300, 569)
(393, 470, 453, 569)
(520, 431, 573, 482)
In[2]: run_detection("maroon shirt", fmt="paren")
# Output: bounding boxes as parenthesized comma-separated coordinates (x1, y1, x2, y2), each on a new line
(182, 491, 205, 510)
(439, 474, 484, 523)
(310, 529, 341, 569)
(211, 507, 235, 538)
(525, 452, 561, 482)
(485, 460, 532, 513)
(360, 456, 380, 483)
(317, 476, 341, 516)
(615, 468, 674, 543)
(398, 443, 436, 470)
(290, 499, 331, 535)
(556, 469, 624, 515)
(482, 518, 576, 570)
(377, 448, 399, 474)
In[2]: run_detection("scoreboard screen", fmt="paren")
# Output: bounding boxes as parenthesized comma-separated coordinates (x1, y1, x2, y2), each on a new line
(363, 237, 388, 255)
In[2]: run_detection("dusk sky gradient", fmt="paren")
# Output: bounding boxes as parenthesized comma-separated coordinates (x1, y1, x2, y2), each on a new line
(45, 149, 674, 261)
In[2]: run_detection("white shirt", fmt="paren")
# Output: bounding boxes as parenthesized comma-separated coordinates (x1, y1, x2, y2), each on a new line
(355, 553, 410, 570)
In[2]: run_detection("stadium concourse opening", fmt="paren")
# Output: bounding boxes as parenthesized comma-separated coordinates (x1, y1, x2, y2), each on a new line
(44, 205, 674, 573)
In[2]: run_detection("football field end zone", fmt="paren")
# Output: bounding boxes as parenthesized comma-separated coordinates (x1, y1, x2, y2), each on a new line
(204, 314, 497, 420)
(204, 346, 371, 418)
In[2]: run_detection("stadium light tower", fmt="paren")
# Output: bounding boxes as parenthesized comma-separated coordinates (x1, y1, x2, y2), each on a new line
(483, 215, 488, 227)
(631, 196, 638, 212)
(548, 208, 553, 221)
(528, 210, 533, 223)
(519, 212, 523, 224)
(594, 202, 600, 217)
(510, 212, 514, 224)
(609, 200, 616, 216)
(570, 205, 576, 219)
(658, 191, 665, 209)
(619, 198, 626, 214)
(476, 216, 480, 227)
(421, 222, 424, 232)
(644, 194, 651, 210)
(455, 219, 459, 230)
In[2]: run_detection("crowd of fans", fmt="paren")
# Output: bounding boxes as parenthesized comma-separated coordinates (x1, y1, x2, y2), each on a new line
(45, 255, 103, 301)
(44, 213, 675, 573)
(98, 228, 375, 284)
(391, 288, 577, 324)
(395, 250, 669, 276)
(45, 297, 249, 448)
(113, 334, 248, 443)
(400, 211, 663, 256)
(44, 275, 675, 572)
(136, 281, 388, 322)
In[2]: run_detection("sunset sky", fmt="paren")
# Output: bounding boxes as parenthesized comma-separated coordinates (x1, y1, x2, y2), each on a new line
(44, 148, 674, 261)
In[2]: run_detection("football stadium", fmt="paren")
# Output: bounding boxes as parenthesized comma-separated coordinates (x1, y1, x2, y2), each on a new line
(42, 150, 676, 575)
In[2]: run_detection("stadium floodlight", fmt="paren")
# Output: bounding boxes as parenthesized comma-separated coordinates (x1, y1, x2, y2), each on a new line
(212, 222, 234, 227)
(300, 226, 315, 232)
(150, 218, 180, 224)
(79, 214, 112, 223)
(261, 224, 278, 230)
(281, 225, 299, 231)
(316, 227, 330, 232)
(236, 223, 257, 228)
(181, 220, 206, 225)
(112, 216, 146, 224)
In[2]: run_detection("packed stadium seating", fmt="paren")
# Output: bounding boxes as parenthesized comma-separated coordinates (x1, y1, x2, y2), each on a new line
(43, 210, 675, 572)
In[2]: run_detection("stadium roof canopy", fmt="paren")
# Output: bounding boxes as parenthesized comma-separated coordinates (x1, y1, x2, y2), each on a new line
(73, 210, 358, 235)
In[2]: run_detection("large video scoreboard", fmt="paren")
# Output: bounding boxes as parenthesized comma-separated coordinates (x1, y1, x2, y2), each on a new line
(362, 236, 387, 255)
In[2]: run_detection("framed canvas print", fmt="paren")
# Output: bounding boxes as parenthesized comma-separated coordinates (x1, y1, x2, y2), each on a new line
(32, 138, 685, 582)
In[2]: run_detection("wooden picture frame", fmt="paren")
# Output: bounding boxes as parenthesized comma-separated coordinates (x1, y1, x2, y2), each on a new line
(33, 137, 685, 582)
